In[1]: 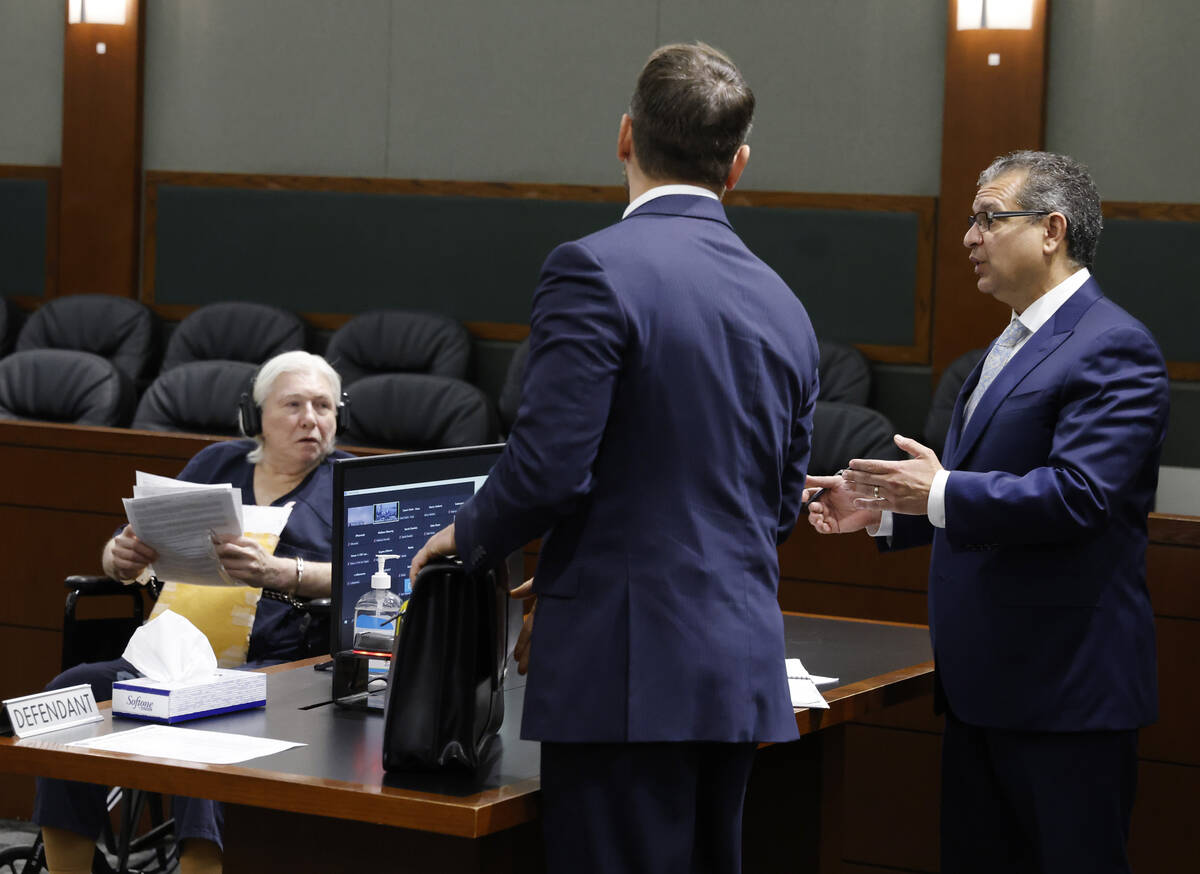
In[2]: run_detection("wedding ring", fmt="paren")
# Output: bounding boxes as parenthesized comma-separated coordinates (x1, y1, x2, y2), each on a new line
(873, 486, 881, 499)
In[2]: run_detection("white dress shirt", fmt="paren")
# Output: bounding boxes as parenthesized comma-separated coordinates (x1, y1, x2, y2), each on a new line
(872, 267, 1091, 537)
(623, 184, 718, 219)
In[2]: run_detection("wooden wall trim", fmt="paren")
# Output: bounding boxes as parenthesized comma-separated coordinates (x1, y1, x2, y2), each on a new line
(59, 2, 145, 297)
(1104, 202, 1200, 222)
(0, 164, 60, 304)
(142, 171, 935, 360)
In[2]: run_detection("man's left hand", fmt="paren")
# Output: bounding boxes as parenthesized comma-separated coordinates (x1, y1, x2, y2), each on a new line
(409, 523, 457, 583)
(842, 434, 943, 515)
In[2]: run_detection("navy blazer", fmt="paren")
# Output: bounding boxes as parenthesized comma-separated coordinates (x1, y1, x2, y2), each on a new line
(456, 195, 819, 744)
(893, 278, 1168, 732)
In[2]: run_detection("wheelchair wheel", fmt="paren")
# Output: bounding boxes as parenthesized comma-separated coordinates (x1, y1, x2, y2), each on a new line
(0, 840, 46, 873)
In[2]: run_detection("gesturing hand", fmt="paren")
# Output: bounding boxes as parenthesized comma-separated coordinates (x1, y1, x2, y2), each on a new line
(803, 474, 882, 535)
(842, 435, 943, 516)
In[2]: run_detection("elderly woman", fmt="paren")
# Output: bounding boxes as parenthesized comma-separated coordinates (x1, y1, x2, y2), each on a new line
(34, 350, 351, 874)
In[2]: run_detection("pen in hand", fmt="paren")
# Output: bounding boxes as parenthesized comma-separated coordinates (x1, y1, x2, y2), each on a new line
(801, 488, 827, 513)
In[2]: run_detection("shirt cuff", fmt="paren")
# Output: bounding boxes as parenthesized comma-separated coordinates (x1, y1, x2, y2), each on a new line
(928, 469, 950, 529)
(868, 510, 893, 538)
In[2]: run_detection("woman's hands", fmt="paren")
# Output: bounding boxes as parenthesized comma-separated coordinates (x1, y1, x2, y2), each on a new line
(104, 526, 159, 583)
(212, 534, 296, 592)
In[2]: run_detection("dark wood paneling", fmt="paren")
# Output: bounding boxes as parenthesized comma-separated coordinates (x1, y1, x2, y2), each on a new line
(0, 773, 36, 821)
(0, 625, 62, 710)
(841, 723, 941, 872)
(1128, 759, 1200, 873)
(932, 0, 1049, 378)
(1140, 616, 1200, 766)
(59, 3, 145, 297)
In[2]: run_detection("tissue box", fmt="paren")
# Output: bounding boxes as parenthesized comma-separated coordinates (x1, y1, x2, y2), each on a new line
(112, 669, 266, 724)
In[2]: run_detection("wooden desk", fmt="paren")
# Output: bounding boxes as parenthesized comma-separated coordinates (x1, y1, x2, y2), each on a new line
(1, 613, 931, 873)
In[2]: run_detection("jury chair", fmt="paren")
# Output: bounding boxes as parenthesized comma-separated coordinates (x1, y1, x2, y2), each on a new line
(808, 400, 905, 476)
(340, 373, 497, 450)
(160, 302, 306, 371)
(0, 296, 24, 359)
(16, 295, 160, 391)
(923, 347, 987, 458)
(816, 338, 872, 406)
(131, 360, 258, 436)
(496, 337, 529, 438)
(0, 349, 135, 427)
(324, 310, 472, 386)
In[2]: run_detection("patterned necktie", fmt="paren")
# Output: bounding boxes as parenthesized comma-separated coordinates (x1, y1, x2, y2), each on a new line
(963, 317, 1031, 425)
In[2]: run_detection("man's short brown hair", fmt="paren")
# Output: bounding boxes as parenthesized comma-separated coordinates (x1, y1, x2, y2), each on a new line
(629, 42, 755, 189)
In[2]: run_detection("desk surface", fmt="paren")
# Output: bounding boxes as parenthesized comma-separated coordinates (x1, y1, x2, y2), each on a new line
(0, 613, 932, 838)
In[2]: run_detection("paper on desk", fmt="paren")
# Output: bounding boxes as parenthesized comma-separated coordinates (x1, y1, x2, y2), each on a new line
(786, 658, 834, 710)
(123, 485, 243, 587)
(67, 724, 304, 765)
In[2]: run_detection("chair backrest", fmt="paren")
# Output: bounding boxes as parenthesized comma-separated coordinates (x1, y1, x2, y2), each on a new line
(341, 373, 497, 450)
(923, 347, 987, 457)
(161, 302, 306, 370)
(816, 339, 872, 406)
(132, 360, 258, 436)
(0, 349, 134, 426)
(808, 400, 904, 476)
(16, 294, 160, 385)
(497, 338, 529, 435)
(325, 310, 471, 386)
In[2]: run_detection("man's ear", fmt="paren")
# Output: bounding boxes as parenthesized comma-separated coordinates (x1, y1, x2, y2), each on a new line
(617, 113, 633, 163)
(724, 144, 750, 191)
(1043, 212, 1069, 256)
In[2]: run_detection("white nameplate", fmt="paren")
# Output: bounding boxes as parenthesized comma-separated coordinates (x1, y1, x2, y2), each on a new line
(3, 684, 103, 738)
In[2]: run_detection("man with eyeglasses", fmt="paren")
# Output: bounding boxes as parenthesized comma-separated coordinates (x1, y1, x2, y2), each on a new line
(804, 150, 1168, 873)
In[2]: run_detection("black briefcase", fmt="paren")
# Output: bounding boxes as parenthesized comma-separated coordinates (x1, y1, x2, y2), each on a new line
(381, 560, 508, 772)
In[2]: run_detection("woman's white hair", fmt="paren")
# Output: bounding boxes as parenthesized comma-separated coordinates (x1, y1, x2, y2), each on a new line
(245, 351, 342, 464)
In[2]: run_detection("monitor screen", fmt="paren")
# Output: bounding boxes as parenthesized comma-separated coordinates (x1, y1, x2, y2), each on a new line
(330, 444, 505, 655)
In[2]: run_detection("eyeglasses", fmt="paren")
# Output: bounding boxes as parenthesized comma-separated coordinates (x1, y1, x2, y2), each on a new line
(967, 210, 1050, 233)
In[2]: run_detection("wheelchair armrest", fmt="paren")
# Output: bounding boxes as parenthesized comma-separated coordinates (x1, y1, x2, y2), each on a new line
(304, 597, 331, 616)
(65, 574, 127, 596)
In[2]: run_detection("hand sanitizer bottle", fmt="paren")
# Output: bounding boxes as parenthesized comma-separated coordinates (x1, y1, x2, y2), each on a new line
(353, 554, 403, 654)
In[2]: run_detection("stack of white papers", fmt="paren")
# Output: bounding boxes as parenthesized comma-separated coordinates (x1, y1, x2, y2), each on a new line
(123, 472, 243, 587)
(786, 658, 837, 710)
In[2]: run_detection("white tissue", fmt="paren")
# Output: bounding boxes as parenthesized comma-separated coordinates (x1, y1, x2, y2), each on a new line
(121, 610, 218, 683)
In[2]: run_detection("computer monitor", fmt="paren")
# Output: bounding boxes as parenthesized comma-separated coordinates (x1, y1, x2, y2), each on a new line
(330, 444, 505, 655)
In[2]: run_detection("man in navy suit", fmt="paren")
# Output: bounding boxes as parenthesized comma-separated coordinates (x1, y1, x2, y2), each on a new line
(411, 42, 819, 873)
(805, 151, 1169, 873)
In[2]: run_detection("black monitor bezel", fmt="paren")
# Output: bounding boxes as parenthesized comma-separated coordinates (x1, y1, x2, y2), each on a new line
(330, 444, 505, 655)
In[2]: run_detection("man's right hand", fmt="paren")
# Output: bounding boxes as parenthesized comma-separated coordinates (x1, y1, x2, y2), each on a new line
(105, 526, 159, 583)
(803, 474, 882, 535)
(510, 578, 536, 675)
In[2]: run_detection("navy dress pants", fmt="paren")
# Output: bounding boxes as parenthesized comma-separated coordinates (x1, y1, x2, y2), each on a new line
(32, 659, 225, 849)
(940, 711, 1139, 874)
(539, 741, 757, 874)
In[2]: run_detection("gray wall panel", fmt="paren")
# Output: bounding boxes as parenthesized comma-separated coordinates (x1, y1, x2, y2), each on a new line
(658, 1, 946, 195)
(1047, 2, 1200, 203)
(143, 0, 392, 175)
(0, 0, 63, 165)
(386, 0, 653, 183)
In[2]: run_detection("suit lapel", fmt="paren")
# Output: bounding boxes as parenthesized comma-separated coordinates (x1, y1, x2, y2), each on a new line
(948, 279, 1104, 468)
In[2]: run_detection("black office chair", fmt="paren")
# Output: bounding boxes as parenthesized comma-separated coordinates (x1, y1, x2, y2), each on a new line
(0, 349, 135, 427)
(160, 302, 306, 371)
(341, 373, 497, 450)
(131, 360, 258, 436)
(816, 338, 872, 406)
(16, 294, 160, 390)
(808, 400, 905, 476)
(324, 310, 472, 386)
(923, 347, 986, 457)
(496, 338, 529, 436)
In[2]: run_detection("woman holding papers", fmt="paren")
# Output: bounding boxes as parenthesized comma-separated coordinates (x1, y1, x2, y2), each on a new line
(35, 351, 351, 874)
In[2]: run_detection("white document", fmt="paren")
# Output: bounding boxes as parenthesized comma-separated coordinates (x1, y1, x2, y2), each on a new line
(123, 473, 243, 587)
(786, 657, 833, 710)
(67, 724, 304, 765)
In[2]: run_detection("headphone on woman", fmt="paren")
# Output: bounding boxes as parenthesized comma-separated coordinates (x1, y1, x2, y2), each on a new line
(237, 389, 350, 437)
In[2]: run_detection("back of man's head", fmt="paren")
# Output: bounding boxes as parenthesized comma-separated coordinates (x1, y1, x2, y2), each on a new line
(629, 42, 755, 189)
(979, 150, 1103, 271)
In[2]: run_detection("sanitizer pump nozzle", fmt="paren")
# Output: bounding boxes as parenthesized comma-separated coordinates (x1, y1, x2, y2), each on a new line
(372, 554, 400, 589)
